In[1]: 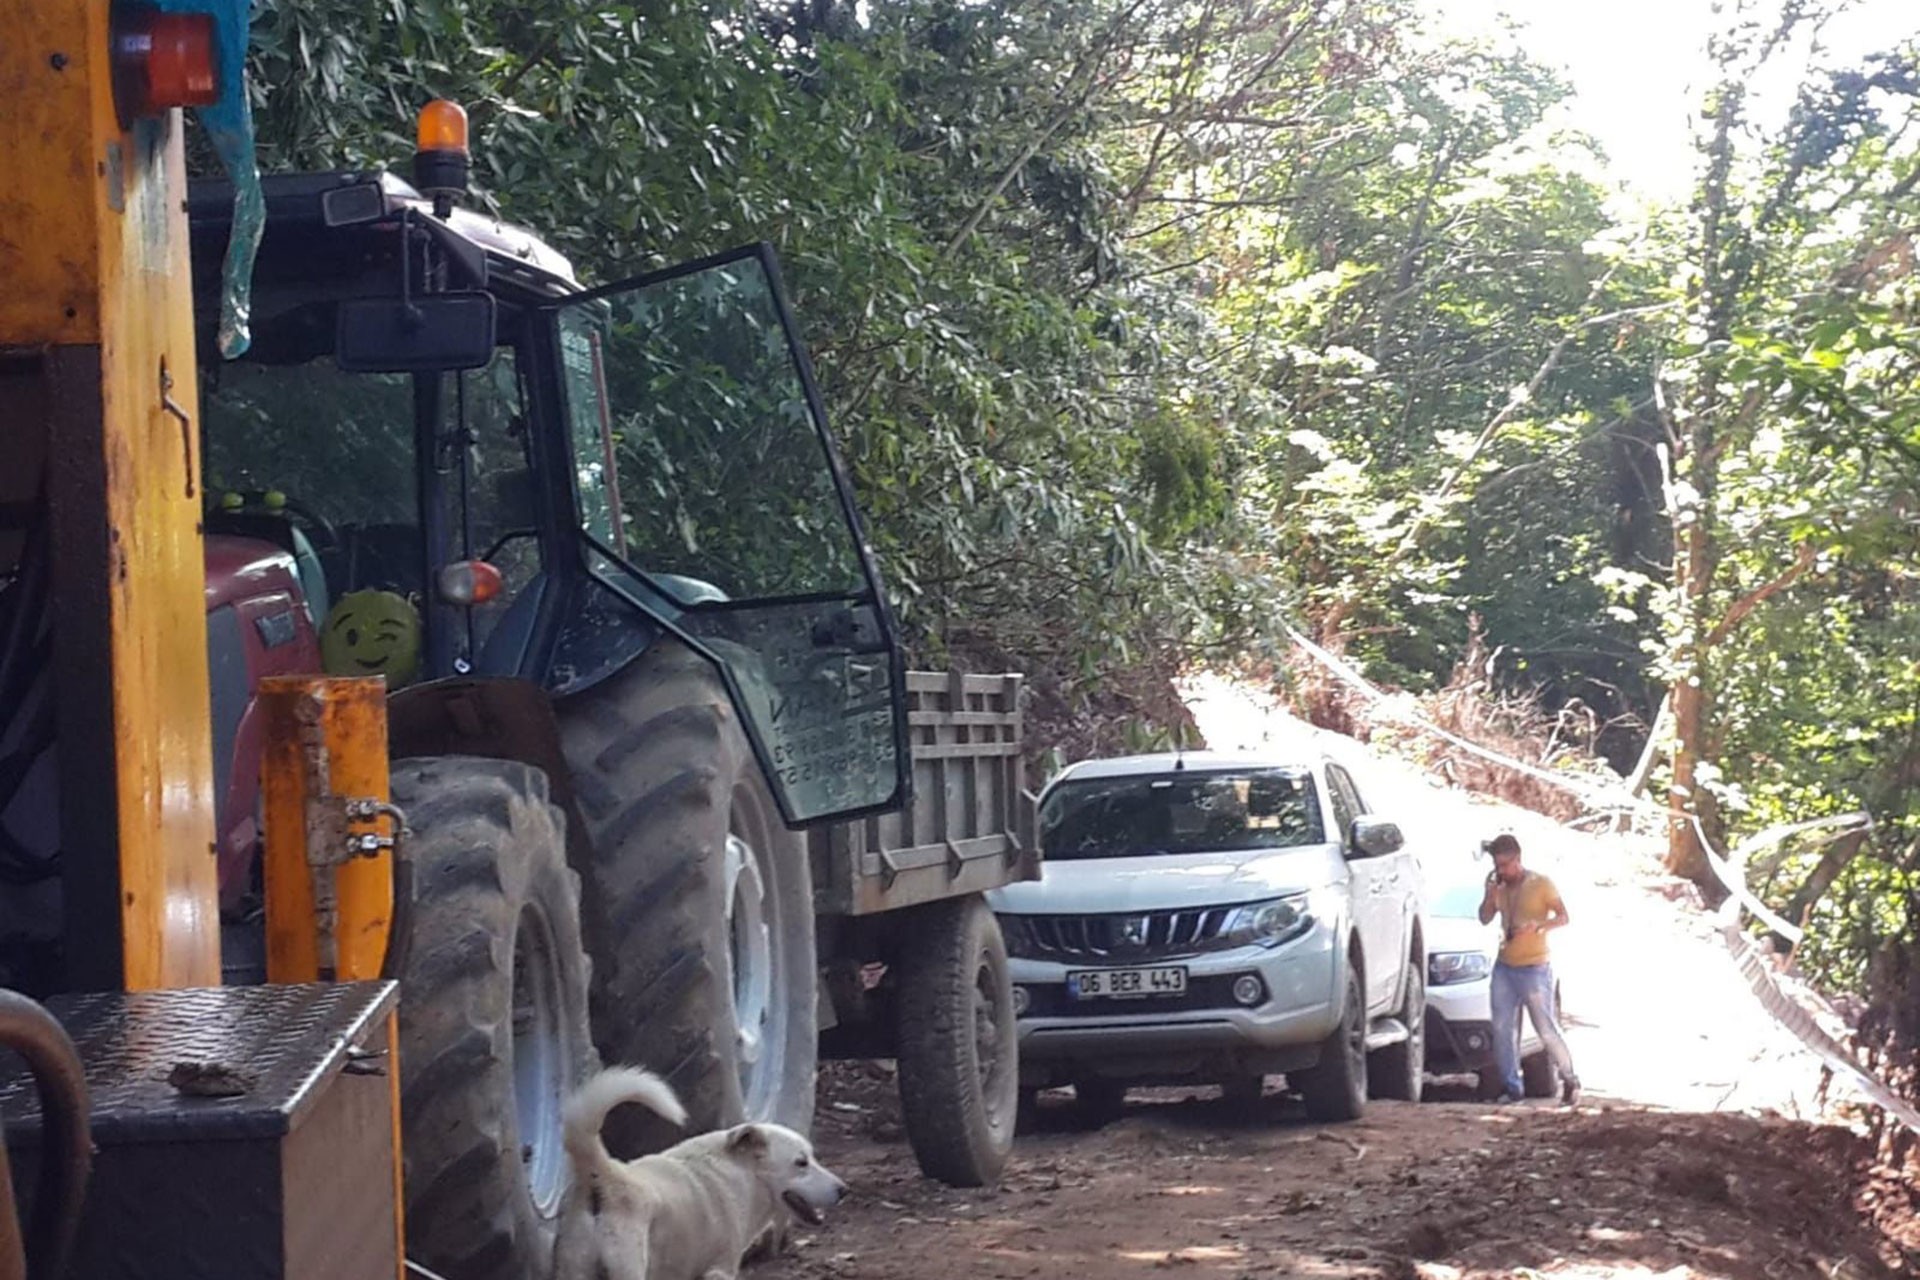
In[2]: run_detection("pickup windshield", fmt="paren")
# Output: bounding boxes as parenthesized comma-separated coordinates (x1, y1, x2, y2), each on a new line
(1039, 768, 1324, 861)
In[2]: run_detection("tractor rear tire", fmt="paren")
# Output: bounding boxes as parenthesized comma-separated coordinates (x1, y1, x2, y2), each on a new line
(392, 757, 594, 1280)
(557, 640, 817, 1155)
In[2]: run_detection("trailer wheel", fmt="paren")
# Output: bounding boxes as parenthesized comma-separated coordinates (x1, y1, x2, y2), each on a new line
(392, 757, 594, 1280)
(894, 895, 1019, 1187)
(558, 640, 816, 1152)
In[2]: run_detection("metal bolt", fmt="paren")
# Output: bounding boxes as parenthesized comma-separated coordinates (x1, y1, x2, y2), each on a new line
(49, 52, 68, 71)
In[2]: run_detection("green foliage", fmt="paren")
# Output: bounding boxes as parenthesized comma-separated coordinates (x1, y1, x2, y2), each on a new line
(215, 0, 1920, 1009)
(1636, 8, 1920, 998)
(224, 0, 1627, 705)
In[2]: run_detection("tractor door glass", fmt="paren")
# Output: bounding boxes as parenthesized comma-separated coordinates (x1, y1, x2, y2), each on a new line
(552, 245, 907, 825)
(558, 316, 625, 560)
(557, 263, 860, 598)
(201, 360, 422, 602)
(454, 350, 543, 665)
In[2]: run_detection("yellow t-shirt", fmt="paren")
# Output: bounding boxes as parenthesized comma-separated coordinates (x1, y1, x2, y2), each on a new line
(1493, 871, 1562, 967)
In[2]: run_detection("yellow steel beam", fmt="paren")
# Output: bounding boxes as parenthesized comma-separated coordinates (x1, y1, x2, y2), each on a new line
(0, 0, 102, 343)
(1, 0, 219, 988)
(257, 676, 397, 983)
(258, 675, 404, 1280)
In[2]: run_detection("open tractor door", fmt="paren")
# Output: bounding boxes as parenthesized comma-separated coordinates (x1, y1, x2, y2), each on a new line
(189, 107, 911, 1277)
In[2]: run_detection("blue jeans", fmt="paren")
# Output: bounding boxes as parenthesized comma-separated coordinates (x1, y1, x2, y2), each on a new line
(1490, 960, 1576, 1096)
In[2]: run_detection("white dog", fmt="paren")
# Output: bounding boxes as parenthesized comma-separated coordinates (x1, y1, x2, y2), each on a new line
(552, 1066, 849, 1280)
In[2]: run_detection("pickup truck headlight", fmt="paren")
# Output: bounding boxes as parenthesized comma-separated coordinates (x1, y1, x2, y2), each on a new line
(1223, 894, 1314, 950)
(1428, 951, 1491, 986)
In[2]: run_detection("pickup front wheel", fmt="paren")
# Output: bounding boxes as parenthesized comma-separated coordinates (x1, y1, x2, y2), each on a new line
(1298, 960, 1367, 1122)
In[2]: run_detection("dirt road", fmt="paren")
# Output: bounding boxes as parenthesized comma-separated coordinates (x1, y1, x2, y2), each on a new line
(764, 679, 1919, 1280)
(775, 1073, 1913, 1280)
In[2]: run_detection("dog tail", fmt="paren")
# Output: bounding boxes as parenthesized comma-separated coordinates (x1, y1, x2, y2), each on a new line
(563, 1066, 690, 1172)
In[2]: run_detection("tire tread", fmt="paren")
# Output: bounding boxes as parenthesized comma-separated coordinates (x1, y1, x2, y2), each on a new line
(391, 756, 593, 1280)
(894, 896, 1017, 1187)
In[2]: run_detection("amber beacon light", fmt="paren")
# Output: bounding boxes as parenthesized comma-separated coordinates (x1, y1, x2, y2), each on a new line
(110, 5, 220, 122)
(413, 98, 471, 212)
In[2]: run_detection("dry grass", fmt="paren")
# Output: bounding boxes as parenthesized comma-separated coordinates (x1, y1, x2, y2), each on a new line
(1249, 620, 1622, 825)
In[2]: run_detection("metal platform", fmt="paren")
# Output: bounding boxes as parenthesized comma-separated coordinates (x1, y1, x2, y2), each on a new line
(0, 981, 400, 1280)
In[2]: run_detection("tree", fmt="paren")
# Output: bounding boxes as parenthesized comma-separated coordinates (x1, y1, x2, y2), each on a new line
(1652, 2, 1920, 884)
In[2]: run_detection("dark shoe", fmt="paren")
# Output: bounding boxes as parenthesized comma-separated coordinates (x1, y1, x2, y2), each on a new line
(1490, 1091, 1522, 1106)
(1561, 1077, 1582, 1107)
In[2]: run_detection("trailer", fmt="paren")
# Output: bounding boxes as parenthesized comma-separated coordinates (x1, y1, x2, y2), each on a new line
(813, 671, 1039, 1186)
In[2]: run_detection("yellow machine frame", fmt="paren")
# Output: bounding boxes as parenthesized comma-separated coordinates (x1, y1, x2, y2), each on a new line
(2, 6, 404, 1273)
(0, 0, 219, 989)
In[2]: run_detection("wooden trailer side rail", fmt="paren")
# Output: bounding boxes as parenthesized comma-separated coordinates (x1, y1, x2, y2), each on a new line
(811, 670, 1038, 916)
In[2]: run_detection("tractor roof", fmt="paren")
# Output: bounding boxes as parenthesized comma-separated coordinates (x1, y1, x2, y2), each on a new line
(187, 171, 581, 360)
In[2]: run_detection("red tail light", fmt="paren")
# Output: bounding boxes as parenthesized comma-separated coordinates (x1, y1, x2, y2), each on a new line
(111, 8, 219, 120)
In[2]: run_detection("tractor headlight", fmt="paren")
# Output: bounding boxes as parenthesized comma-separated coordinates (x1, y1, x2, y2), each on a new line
(1428, 951, 1492, 986)
(1223, 894, 1314, 950)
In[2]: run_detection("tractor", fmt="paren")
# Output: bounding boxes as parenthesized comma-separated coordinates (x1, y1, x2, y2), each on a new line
(6, 83, 922, 1280)
(192, 112, 922, 1276)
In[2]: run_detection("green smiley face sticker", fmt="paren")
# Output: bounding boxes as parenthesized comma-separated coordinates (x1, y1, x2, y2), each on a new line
(320, 590, 422, 688)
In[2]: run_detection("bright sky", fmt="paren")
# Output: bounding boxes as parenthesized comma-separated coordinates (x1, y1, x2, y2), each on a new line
(1419, 0, 1920, 201)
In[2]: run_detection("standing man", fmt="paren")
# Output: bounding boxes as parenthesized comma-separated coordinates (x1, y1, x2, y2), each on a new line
(1479, 833, 1580, 1105)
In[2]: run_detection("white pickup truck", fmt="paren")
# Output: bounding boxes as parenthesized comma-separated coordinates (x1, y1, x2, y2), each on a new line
(988, 750, 1427, 1122)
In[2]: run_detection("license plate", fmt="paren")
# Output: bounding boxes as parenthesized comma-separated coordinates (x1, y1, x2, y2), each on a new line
(1067, 966, 1188, 999)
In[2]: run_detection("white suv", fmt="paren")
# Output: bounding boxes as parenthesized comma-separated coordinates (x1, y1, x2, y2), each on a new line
(988, 751, 1427, 1122)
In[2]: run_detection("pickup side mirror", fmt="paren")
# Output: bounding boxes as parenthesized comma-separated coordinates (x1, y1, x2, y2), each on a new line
(1349, 816, 1405, 860)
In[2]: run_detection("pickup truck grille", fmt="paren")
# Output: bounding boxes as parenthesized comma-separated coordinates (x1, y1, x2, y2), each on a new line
(1004, 907, 1232, 962)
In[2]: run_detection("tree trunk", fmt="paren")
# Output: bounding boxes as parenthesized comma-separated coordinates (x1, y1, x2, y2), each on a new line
(1664, 77, 1743, 886)
(1663, 415, 1723, 884)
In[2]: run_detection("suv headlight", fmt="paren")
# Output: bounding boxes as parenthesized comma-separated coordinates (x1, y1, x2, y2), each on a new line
(1428, 951, 1491, 986)
(1223, 894, 1314, 950)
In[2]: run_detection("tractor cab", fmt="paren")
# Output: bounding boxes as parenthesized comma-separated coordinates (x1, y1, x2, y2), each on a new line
(187, 114, 909, 925)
